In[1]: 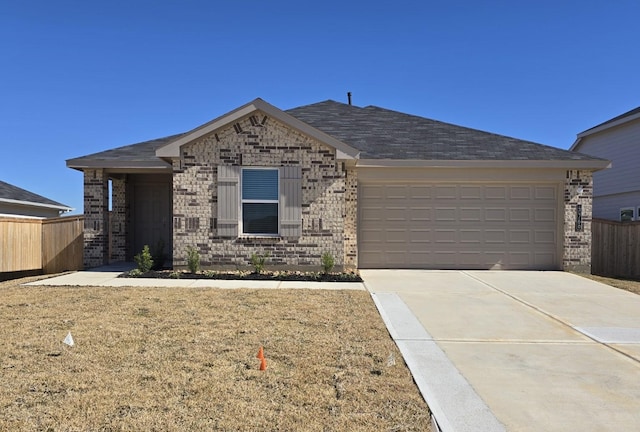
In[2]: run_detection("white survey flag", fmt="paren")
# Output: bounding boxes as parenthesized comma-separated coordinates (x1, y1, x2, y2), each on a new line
(63, 331, 75, 347)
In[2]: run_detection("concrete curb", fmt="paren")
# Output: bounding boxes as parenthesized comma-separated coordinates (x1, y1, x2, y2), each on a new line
(370, 292, 506, 432)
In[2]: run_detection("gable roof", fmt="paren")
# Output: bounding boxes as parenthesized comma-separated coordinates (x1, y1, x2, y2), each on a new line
(0, 180, 72, 212)
(287, 100, 607, 168)
(67, 98, 609, 171)
(571, 105, 640, 151)
(155, 98, 360, 160)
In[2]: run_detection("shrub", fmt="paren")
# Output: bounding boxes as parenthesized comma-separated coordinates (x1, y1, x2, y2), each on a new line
(134, 245, 154, 273)
(187, 246, 200, 274)
(321, 252, 335, 274)
(169, 271, 182, 279)
(127, 268, 143, 277)
(250, 251, 270, 274)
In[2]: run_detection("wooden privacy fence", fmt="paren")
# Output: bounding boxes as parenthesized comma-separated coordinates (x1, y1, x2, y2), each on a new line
(592, 218, 640, 279)
(0, 216, 84, 274)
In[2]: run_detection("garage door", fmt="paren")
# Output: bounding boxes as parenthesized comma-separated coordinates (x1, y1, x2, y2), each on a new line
(358, 183, 560, 269)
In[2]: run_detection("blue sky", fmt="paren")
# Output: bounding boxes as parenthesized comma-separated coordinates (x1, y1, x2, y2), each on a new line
(1, 1, 638, 214)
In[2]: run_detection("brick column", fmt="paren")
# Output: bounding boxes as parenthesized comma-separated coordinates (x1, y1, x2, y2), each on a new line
(563, 170, 593, 273)
(83, 169, 109, 268)
(110, 176, 127, 262)
(343, 166, 358, 270)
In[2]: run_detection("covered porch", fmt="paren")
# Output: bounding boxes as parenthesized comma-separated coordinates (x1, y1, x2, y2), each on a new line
(82, 170, 172, 269)
(66, 136, 178, 269)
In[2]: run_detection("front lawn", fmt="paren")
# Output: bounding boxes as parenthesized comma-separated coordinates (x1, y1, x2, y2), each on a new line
(0, 277, 431, 431)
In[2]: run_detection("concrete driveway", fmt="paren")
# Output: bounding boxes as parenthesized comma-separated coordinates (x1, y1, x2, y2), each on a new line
(361, 270, 640, 432)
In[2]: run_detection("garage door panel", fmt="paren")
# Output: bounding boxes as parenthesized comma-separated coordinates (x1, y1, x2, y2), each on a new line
(359, 182, 559, 269)
(534, 252, 556, 267)
(534, 230, 556, 244)
(509, 230, 531, 243)
(459, 252, 483, 266)
(409, 251, 432, 265)
(485, 208, 507, 222)
(535, 208, 556, 221)
(460, 207, 482, 221)
(409, 186, 432, 199)
(460, 186, 483, 199)
(409, 229, 432, 243)
(433, 251, 457, 266)
(434, 229, 457, 243)
(509, 208, 531, 222)
(485, 186, 507, 199)
(460, 229, 482, 243)
(535, 186, 556, 200)
(435, 208, 457, 221)
(385, 251, 411, 265)
(510, 252, 532, 266)
(435, 186, 458, 199)
(486, 230, 507, 244)
(510, 186, 532, 200)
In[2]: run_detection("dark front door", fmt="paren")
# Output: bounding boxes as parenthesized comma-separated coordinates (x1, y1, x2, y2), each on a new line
(128, 175, 172, 264)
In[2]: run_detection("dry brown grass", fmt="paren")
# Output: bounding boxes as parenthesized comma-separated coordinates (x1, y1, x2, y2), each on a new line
(0, 277, 431, 431)
(578, 273, 640, 295)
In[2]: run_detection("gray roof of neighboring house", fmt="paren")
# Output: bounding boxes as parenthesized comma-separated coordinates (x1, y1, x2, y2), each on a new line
(0, 180, 72, 210)
(67, 100, 604, 166)
(579, 106, 640, 135)
(287, 100, 601, 161)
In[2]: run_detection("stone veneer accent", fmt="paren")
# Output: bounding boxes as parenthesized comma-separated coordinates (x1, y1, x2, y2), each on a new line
(171, 112, 356, 270)
(563, 169, 593, 272)
(83, 169, 109, 268)
(110, 176, 127, 262)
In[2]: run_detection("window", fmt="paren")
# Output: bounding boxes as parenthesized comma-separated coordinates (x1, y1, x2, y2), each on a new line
(217, 165, 300, 238)
(241, 168, 279, 235)
(620, 207, 635, 222)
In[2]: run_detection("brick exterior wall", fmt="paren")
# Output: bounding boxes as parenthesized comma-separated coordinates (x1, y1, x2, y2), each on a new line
(83, 169, 109, 268)
(343, 167, 358, 269)
(563, 169, 593, 272)
(171, 112, 356, 270)
(110, 176, 127, 262)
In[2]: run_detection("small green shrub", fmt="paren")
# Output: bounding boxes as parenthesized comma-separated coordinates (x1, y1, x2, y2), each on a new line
(134, 245, 154, 273)
(169, 271, 182, 279)
(127, 268, 143, 277)
(250, 251, 270, 274)
(321, 251, 335, 274)
(187, 246, 200, 274)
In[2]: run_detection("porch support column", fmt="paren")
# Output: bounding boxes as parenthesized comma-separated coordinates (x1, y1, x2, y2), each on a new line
(110, 176, 128, 262)
(83, 169, 109, 268)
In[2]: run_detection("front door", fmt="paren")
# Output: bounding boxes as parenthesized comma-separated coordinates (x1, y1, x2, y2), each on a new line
(128, 175, 172, 265)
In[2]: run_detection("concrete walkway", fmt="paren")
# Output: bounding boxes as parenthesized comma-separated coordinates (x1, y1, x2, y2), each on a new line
(25, 266, 365, 291)
(362, 270, 640, 432)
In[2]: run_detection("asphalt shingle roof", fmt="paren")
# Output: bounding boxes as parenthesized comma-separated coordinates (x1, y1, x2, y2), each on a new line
(0, 180, 70, 208)
(286, 100, 600, 161)
(66, 134, 184, 168)
(580, 106, 640, 134)
(68, 100, 603, 165)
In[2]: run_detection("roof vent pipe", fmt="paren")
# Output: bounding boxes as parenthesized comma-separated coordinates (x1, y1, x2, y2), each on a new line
(347, 92, 352, 105)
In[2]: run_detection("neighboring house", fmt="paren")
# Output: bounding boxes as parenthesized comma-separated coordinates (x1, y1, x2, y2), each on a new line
(67, 98, 608, 272)
(0, 180, 73, 218)
(570, 106, 640, 222)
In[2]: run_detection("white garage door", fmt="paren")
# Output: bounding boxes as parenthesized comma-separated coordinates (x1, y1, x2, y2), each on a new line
(359, 182, 560, 269)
